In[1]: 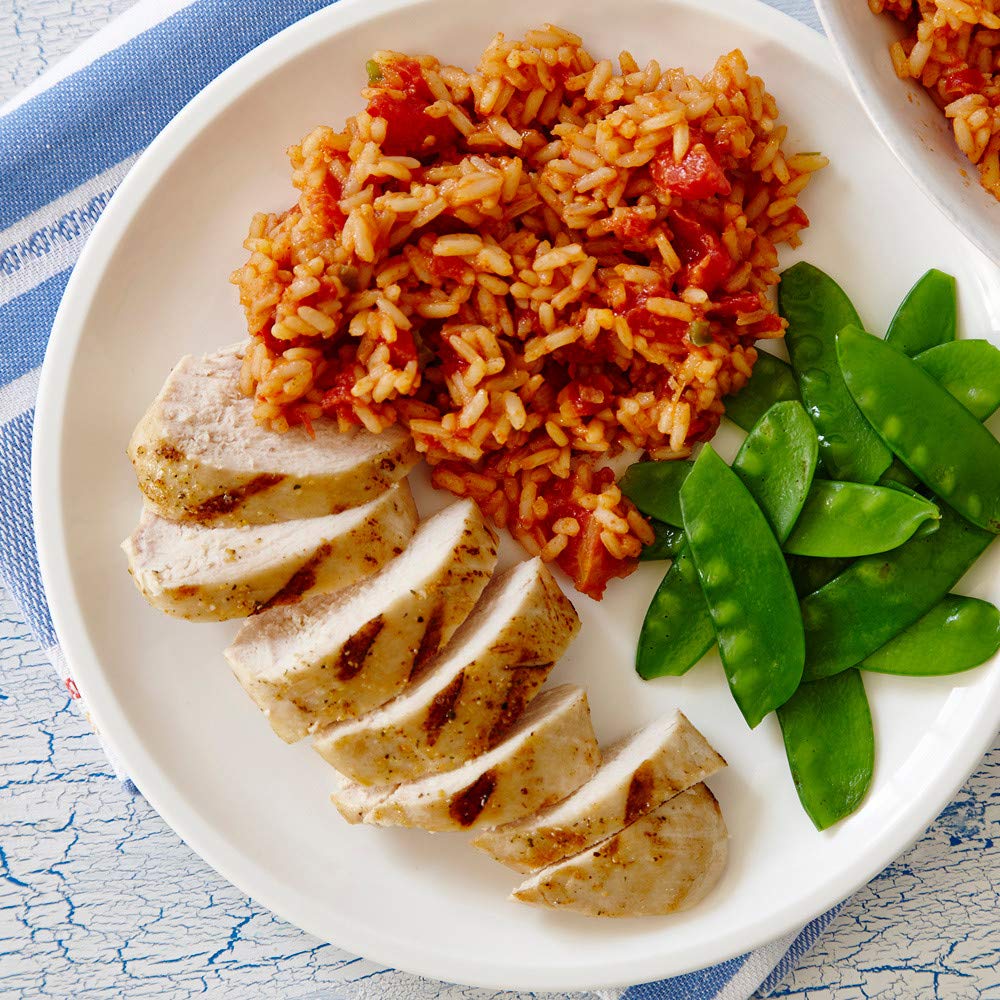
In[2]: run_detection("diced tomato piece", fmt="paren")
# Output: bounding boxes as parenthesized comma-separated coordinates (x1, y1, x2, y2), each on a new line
(430, 254, 470, 281)
(747, 313, 785, 337)
(670, 210, 733, 294)
(555, 508, 635, 599)
(610, 211, 652, 241)
(543, 472, 635, 599)
(387, 327, 417, 367)
(942, 68, 987, 100)
(368, 94, 458, 156)
(650, 143, 732, 200)
(686, 408, 721, 443)
(786, 205, 809, 229)
(367, 58, 457, 156)
(301, 189, 346, 232)
(301, 168, 347, 231)
(712, 292, 762, 317)
(436, 336, 470, 378)
(320, 369, 360, 423)
(615, 284, 690, 343)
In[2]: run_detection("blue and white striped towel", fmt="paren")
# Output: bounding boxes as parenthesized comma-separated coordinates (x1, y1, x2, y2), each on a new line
(0, 1, 838, 996)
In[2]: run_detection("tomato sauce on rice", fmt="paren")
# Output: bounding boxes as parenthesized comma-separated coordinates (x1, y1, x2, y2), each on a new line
(230, 24, 826, 598)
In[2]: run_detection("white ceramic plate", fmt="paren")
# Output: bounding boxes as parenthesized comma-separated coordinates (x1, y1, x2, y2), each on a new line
(32, 0, 1000, 990)
(815, 0, 1000, 264)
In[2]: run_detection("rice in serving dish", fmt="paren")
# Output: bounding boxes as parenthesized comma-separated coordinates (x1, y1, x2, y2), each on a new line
(230, 24, 826, 598)
(874, 0, 1000, 199)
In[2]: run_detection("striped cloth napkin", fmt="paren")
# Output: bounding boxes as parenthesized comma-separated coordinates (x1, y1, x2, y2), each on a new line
(0, 1, 839, 996)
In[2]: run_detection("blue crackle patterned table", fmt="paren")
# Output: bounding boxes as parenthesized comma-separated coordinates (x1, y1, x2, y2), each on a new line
(1, 3, 999, 998)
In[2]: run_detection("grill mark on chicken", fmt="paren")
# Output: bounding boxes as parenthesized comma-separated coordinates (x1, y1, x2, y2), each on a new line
(449, 770, 498, 827)
(624, 760, 657, 825)
(423, 672, 465, 747)
(336, 615, 385, 680)
(192, 473, 285, 521)
(258, 543, 334, 611)
(411, 602, 446, 676)
(597, 834, 621, 859)
(486, 663, 553, 748)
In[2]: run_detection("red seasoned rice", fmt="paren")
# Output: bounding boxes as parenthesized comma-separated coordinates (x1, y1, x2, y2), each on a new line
(230, 24, 826, 598)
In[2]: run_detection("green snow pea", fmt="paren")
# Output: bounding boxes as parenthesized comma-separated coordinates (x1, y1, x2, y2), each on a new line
(731, 401, 818, 542)
(877, 339, 1000, 494)
(885, 268, 956, 356)
(777, 669, 874, 830)
(780, 262, 892, 483)
(878, 480, 940, 538)
(787, 554, 853, 597)
(801, 503, 994, 681)
(680, 445, 804, 727)
(860, 594, 1000, 676)
(636, 402, 815, 679)
(635, 546, 716, 678)
(783, 481, 939, 557)
(620, 460, 691, 528)
(724, 352, 801, 433)
(639, 520, 686, 562)
(838, 325, 1000, 533)
(915, 340, 1000, 422)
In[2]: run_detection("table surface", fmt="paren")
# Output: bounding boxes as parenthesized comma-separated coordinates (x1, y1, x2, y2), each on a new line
(2, 3, 999, 998)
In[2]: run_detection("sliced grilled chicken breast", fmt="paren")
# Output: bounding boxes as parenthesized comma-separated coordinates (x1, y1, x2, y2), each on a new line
(363, 685, 599, 832)
(472, 711, 726, 872)
(512, 783, 728, 917)
(224, 500, 498, 742)
(129, 344, 417, 525)
(122, 483, 417, 621)
(329, 771, 393, 825)
(312, 558, 580, 784)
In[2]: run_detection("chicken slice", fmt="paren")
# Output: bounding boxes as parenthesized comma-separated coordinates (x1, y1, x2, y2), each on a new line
(122, 482, 417, 621)
(512, 783, 728, 917)
(224, 499, 498, 742)
(472, 711, 726, 872)
(312, 558, 580, 784)
(329, 770, 393, 825)
(129, 344, 417, 526)
(362, 685, 599, 832)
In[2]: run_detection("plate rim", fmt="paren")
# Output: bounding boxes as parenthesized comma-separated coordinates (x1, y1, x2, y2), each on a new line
(30, 0, 1000, 989)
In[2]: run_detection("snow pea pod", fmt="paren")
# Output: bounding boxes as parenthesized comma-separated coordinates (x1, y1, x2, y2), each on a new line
(783, 481, 939, 557)
(838, 325, 1000, 533)
(636, 403, 815, 679)
(915, 340, 1000, 422)
(885, 268, 956, 356)
(780, 262, 892, 483)
(681, 445, 804, 727)
(635, 546, 716, 678)
(860, 594, 1000, 676)
(620, 460, 692, 528)
(724, 352, 801, 433)
(777, 669, 874, 830)
(731, 401, 818, 542)
(878, 340, 1000, 496)
(801, 502, 994, 680)
(639, 520, 686, 562)
(878, 480, 940, 538)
